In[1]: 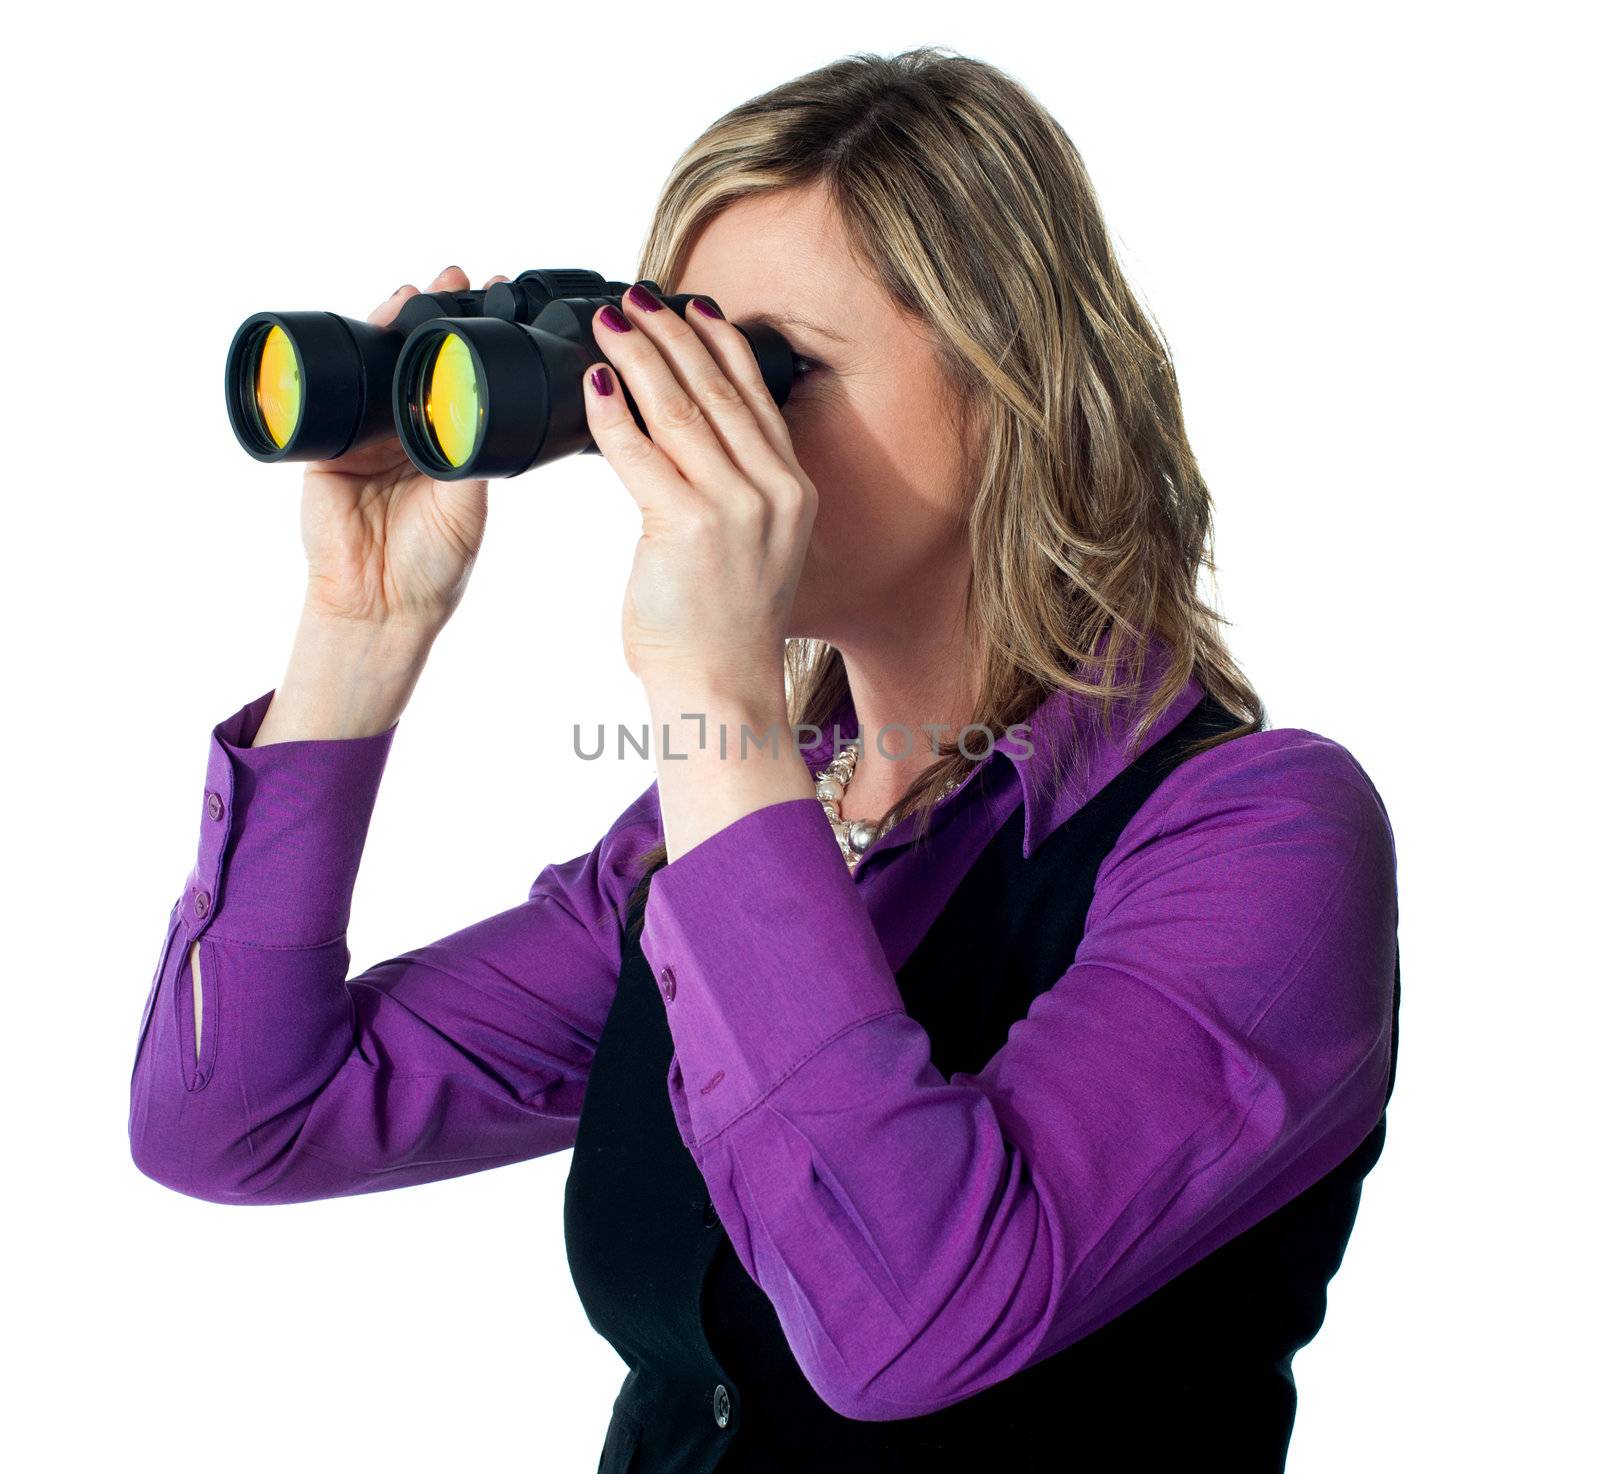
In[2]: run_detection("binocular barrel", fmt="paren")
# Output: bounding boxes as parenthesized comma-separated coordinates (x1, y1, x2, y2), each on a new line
(392, 289, 795, 480)
(224, 269, 796, 479)
(224, 269, 635, 463)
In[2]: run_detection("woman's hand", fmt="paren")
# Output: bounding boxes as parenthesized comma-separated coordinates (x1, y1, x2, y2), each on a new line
(582, 284, 820, 859)
(298, 264, 508, 636)
(582, 285, 818, 700)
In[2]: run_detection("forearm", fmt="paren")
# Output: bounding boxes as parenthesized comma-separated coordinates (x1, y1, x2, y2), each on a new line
(645, 672, 815, 863)
(129, 686, 400, 1198)
(127, 685, 636, 1205)
(253, 605, 440, 745)
(635, 728, 1400, 1419)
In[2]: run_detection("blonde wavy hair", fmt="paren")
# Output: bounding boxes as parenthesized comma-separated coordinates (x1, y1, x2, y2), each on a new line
(627, 45, 1264, 889)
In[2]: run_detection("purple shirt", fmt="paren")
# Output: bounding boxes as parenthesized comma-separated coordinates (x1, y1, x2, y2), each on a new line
(128, 665, 1398, 1421)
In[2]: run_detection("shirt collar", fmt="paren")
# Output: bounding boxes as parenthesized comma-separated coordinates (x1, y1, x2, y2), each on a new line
(800, 639, 1207, 859)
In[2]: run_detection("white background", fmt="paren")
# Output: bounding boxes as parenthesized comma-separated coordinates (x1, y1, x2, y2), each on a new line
(5, 2, 1593, 1468)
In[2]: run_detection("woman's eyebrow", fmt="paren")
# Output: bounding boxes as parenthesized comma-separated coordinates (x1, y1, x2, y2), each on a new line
(738, 310, 851, 346)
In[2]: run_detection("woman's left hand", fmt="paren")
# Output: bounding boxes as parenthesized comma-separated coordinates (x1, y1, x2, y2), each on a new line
(582, 284, 817, 702)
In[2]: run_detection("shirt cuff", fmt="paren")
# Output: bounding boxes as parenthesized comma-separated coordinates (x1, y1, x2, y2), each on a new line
(639, 796, 907, 1146)
(185, 689, 398, 946)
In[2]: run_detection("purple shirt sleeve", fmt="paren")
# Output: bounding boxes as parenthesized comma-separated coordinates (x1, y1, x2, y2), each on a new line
(638, 729, 1399, 1420)
(128, 689, 660, 1205)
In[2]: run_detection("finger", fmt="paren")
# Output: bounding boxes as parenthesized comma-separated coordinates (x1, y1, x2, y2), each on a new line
(582, 358, 697, 514)
(367, 264, 469, 330)
(484, 273, 510, 287)
(368, 282, 421, 329)
(601, 286, 794, 494)
(681, 295, 802, 471)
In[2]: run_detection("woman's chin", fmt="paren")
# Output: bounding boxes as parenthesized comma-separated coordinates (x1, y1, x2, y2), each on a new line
(784, 580, 821, 640)
(785, 593, 839, 646)
(786, 561, 868, 646)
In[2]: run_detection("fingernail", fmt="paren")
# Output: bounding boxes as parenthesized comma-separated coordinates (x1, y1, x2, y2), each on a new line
(690, 297, 724, 320)
(626, 283, 664, 312)
(392, 285, 407, 297)
(599, 303, 632, 333)
(591, 365, 614, 396)
(441, 265, 461, 275)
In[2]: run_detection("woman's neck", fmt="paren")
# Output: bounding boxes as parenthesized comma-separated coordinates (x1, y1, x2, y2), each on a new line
(833, 639, 979, 824)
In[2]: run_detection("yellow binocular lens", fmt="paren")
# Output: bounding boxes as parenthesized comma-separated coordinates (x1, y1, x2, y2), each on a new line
(423, 332, 483, 468)
(255, 324, 303, 449)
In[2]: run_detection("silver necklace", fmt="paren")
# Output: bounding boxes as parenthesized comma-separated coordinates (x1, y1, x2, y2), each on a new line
(814, 739, 963, 870)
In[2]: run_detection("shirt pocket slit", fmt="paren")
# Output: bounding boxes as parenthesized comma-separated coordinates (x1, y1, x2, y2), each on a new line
(174, 937, 217, 1091)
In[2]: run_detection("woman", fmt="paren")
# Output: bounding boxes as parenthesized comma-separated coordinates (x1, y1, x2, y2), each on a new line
(128, 47, 1399, 1473)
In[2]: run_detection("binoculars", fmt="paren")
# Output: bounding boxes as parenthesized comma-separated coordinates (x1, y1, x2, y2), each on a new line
(223, 268, 797, 480)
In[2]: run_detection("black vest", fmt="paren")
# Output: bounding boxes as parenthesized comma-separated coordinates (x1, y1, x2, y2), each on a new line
(563, 695, 1401, 1472)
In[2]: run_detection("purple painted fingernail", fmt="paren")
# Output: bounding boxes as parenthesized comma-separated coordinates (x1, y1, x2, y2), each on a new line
(599, 303, 632, 333)
(626, 283, 664, 312)
(690, 297, 724, 320)
(590, 364, 614, 396)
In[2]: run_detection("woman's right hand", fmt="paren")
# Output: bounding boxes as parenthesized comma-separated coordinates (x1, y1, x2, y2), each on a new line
(298, 264, 508, 635)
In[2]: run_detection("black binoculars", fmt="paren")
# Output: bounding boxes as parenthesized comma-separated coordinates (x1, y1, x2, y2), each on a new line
(223, 267, 797, 480)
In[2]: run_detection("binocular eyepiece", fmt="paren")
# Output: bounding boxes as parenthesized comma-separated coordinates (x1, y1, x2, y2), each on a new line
(224, 268, 797, 479)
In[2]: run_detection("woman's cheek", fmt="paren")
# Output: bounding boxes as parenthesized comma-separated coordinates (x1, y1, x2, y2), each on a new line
(786, 392, 858, 495)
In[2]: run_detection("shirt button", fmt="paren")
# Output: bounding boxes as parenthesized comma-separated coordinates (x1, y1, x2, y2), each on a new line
(206, 791, 225, 822)
(712, 1383, 731, 1428)
(193, 890, 211, 918)
(659, 965, 676, 1002)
